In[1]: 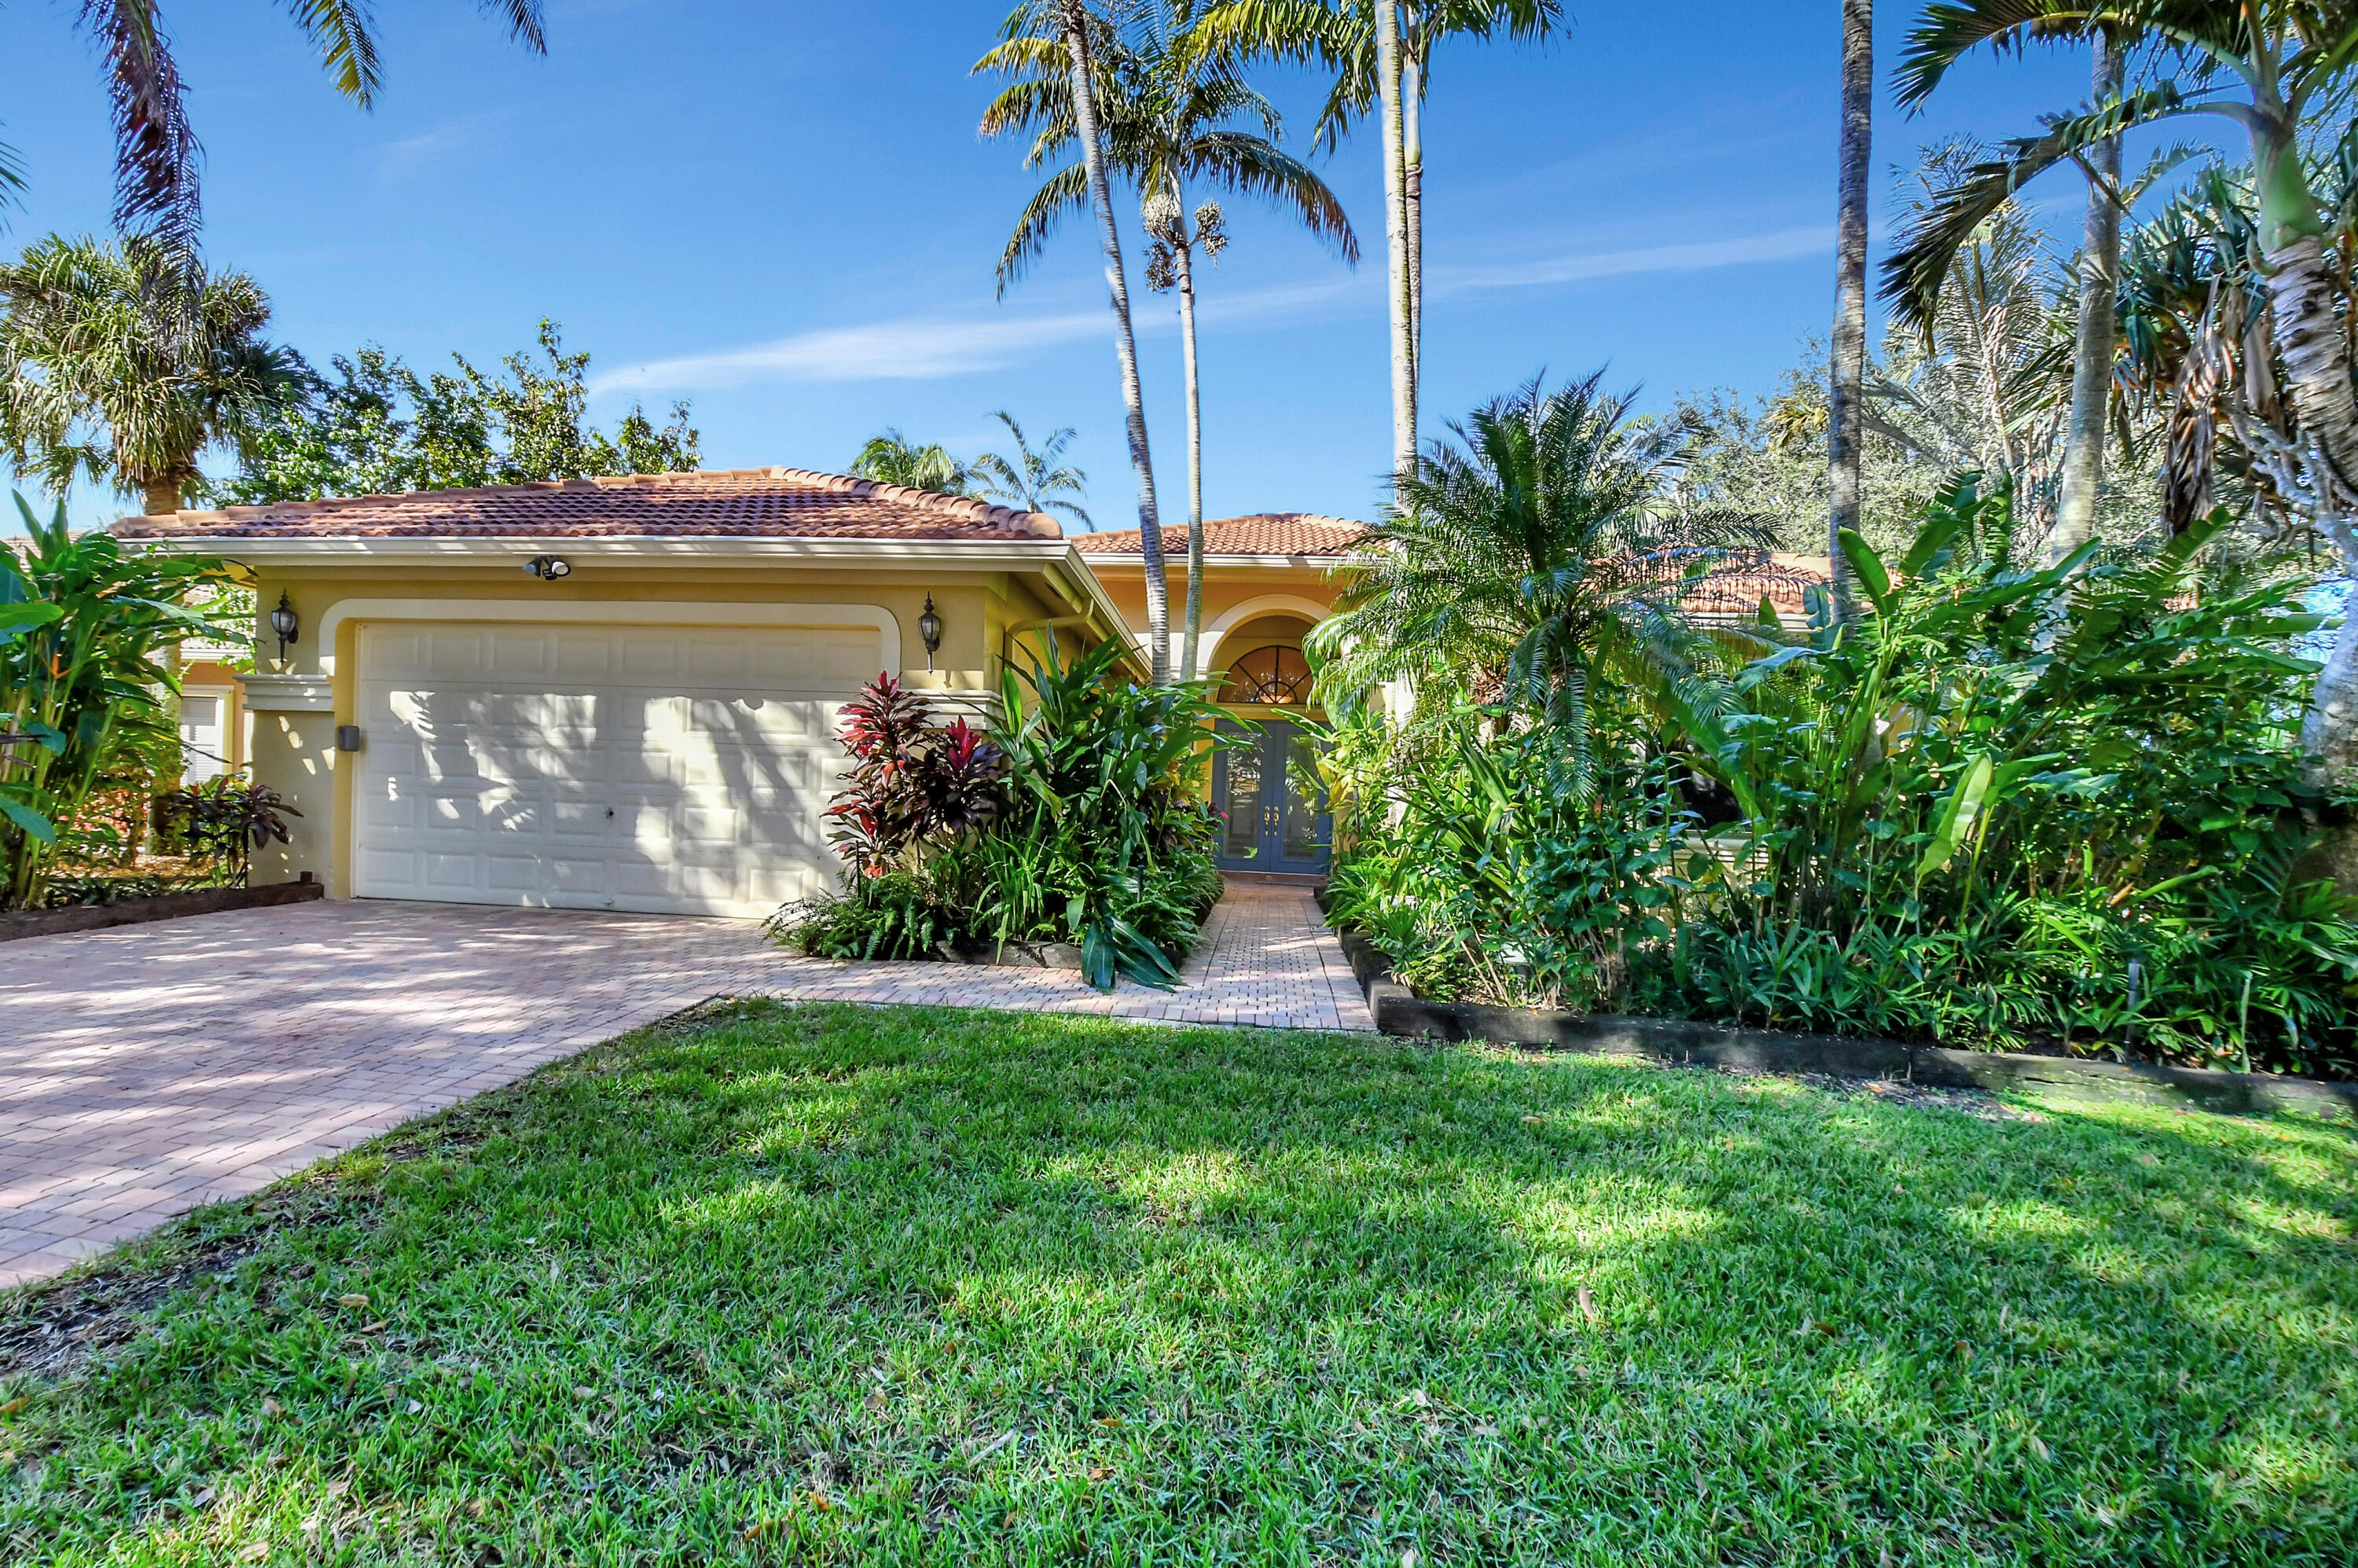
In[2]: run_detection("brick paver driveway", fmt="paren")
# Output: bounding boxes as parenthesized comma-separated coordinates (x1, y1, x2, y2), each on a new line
(1, 880, 1368, 1287)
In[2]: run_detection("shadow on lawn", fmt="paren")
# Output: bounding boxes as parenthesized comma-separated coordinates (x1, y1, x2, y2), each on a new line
(2, 997, 2352, 1565)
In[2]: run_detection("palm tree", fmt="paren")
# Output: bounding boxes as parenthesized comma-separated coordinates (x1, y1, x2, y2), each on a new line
(971, 410, 1093, 527)
(980, 2, 1358, 680)
(1309, 373, 1775, 794)
(1865, 145, 2073, 531)
(1188, 2, 1568, 479)
(2054, 32, 2126, 565)
(1827, 0, 1872, 625)
(982, 0, 1175, 685)
(850, 430, 975, 497)
(0, 233, 298, 514)
(1884, 2, 2358, 784)
(3, 2, 545, 253)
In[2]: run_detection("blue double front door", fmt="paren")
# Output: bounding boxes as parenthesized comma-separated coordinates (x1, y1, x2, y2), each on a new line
(1211, 716, 1331, 873)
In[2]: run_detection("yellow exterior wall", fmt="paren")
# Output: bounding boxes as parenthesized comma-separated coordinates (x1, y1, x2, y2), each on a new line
(1085, 562, 1346, 666)
(1085, 560, 1345, 807)
(235, 561, 1077, 897)
(181, 658, 249, 777)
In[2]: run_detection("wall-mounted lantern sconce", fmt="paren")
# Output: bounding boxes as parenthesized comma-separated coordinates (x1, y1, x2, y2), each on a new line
(269, 592, 299, 664)
(523, 555, 573, 581)
(917, 595, 943, 673)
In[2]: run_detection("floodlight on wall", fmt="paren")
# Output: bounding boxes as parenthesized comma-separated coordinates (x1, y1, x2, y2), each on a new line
(918, 596, 943, 673)
(523, 555, 572, 581)
(269, 593, 299, 664)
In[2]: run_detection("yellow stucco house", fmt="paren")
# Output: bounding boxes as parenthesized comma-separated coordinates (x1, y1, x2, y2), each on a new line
(1074, 512, 1368, 876)
(116, 469, 1364, 917)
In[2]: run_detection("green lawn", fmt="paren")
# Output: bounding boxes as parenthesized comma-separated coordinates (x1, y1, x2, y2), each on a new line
(5, 1002, 2355, 1566)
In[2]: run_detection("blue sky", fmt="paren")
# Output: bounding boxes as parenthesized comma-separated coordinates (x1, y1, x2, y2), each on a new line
(4, 2, 2163, 534)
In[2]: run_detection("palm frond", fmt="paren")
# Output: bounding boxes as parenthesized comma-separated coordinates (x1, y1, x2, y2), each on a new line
(77, 0, 202, 252)
(997, 162, 1093, 296)
(478, 0, 549, 53)
(1186, 132, 1359, 261)
(1882, 83, 2206, 333)
(279, 0, 387, 105)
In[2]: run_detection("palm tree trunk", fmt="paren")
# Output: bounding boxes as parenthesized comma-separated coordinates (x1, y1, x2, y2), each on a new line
(2052, 32, 2123, 567)
(2275, 232, 2358, 784)
(1404, 50, 1423, 403)
(141, 478, 182, 516)
(1060, 0, 1171, 684)
(1826, 0, 1871, 624)
(2238, 119, 2358, 788)
(1376, 0, 1416, 479)
(1175, 226, 1207, 684)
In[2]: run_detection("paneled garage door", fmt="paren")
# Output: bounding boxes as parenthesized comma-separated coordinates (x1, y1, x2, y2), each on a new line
(352, 620, 876, 918)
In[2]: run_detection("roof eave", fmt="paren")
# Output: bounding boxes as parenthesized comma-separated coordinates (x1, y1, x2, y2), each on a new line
(127, 534, 1078, 567)
(1077, 553, 1359, 570)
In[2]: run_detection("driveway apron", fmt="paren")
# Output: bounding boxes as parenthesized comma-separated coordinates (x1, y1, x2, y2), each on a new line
(1, 880, 1368, 1287)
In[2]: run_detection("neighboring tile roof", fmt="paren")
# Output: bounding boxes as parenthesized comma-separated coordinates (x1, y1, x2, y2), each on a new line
(1680, 553, 1832, 619)
(1073, 513, 1369, 558)
(110, 468, 1063, 542)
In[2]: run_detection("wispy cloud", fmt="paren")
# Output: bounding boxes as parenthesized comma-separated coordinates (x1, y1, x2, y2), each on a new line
(589, 311, 1110, 394)
(1434, 225, 1832, 295)
(376, 116, 501, 178)
(591, 225, 1824, 395)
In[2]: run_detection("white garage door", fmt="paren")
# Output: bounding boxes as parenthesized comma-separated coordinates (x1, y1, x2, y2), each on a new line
(353, 619, 876, 918)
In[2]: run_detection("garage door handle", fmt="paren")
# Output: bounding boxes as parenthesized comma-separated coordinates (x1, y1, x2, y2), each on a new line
(605, 806, 615, 818)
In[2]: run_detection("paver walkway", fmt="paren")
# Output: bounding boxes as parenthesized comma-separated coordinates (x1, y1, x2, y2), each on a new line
(0, 879, 1369, 1287)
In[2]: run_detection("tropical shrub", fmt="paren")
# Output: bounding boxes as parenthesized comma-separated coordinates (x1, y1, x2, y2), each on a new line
(1310, 371, 1792, 793)
(821, 673, 1006, 878)
(151, 772, 301, 885)
(773, 641, 1226, 990)
(2, 494, 233, 910)
(1327, 475, 2358, 1077)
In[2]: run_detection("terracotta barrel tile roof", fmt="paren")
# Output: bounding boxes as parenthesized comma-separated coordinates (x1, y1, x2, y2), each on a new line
(110, 468, 1063, 542)
(1074, 512, 1369, 558)
(1680, 553, 1832, 618)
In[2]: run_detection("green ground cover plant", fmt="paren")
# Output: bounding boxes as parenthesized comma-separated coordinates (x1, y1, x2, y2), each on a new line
(1319, 380, 2358, 1077)
(4, 1002, 2352, 1564)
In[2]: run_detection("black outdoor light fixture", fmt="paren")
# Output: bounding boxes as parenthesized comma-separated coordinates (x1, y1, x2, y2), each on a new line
(269, 592, 299, 664)
(523, 554, 573, 581)
(918, 595, 943, 672)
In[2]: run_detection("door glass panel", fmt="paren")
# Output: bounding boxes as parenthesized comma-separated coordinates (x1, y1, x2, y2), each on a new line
(1221, 742, 1262, 861)
(1280, 733, 1326, 861)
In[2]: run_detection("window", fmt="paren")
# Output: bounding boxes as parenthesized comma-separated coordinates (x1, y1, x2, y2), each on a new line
(1219, 644, 1313, 706)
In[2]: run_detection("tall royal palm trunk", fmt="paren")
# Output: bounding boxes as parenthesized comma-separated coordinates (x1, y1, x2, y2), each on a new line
(1826, 0, 1872, 625)
(1376, 0, 1416, 479)
(1174, 204, 1208, 684)
(1061, 0, 1172, 682)
(2052, 32, 2124, 566)
(1404, 46, 1423, 402)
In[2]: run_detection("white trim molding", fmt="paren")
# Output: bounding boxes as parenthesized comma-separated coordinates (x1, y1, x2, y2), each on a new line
(1199, 593, 1333, 674)
(237, 674, 336, 712)
(310, 598, 902, 679)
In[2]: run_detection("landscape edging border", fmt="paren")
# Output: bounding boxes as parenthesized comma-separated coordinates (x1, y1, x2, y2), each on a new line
(1, 878, 325, 943)
(1332, 930, 2358, 1122)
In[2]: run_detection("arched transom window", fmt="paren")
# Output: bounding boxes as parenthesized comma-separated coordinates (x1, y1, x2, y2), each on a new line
(1220, 644, 1313, 706)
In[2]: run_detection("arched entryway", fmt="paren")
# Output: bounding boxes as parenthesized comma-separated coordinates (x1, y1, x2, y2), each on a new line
(1210, 631, 1332, 876)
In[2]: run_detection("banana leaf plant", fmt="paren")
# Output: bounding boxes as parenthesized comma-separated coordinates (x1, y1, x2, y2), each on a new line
(1684, 472, 2330, 937)
(2, 493, 238, 909)
(993, 637, 1242, 989)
